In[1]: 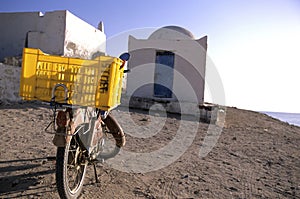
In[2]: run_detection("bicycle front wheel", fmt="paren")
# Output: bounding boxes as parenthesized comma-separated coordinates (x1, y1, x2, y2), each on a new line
(56, 135, 87, 199)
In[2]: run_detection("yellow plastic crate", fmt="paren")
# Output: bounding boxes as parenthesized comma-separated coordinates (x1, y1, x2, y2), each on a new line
(20, 48, 124, 111)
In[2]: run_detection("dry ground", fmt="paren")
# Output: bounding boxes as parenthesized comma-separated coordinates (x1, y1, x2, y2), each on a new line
(0, 101, 299, 198)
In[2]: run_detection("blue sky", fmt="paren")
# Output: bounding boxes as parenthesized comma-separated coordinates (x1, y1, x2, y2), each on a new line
(1, 0, 300, 112)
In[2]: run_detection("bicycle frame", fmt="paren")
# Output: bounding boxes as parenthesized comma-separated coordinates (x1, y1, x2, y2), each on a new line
(48, 83, 125, 158)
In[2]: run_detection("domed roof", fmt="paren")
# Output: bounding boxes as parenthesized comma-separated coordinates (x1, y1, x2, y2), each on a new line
(148, 26, 195, 40)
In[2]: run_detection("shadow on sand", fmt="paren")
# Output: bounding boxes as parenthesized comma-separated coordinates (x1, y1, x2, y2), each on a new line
(0, 157, 55, 198)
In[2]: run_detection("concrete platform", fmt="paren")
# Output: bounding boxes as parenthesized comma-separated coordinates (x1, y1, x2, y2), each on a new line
(120, 95, 225, 125)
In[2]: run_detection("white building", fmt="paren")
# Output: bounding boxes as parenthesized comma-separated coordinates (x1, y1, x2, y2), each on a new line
(125, 26, 207, 113)
(0, 10, 106, 61)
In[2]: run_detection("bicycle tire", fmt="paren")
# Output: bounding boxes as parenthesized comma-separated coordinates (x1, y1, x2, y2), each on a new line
(56, 135, 87, 199)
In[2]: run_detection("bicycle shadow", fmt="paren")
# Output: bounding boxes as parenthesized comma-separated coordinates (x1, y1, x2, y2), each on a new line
(0, 157, 55, 198)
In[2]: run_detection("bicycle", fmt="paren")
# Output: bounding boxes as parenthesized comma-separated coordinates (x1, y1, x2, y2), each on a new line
(43, 53, 130, 199)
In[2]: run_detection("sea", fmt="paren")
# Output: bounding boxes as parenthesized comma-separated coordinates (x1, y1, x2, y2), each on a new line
(263, 112, 300, 127)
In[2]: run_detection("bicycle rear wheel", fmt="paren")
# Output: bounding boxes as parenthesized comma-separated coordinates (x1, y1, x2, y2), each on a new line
(56, 135, 87, 199)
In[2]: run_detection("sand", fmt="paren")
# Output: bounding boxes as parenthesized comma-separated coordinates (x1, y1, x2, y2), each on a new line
(0, 101, 299, 198)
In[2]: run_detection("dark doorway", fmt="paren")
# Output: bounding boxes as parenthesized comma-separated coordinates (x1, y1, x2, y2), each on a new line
(154, 51, 174, 98)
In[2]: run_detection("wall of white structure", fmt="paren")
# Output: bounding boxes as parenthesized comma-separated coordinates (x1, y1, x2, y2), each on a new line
(64, 11, 106, 58)
(0, 10, 106, 61)
(0, 64, 21, 102)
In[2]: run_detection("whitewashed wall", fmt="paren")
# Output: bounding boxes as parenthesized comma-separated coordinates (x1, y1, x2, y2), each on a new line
(64, 11, 106, 59)
(0, 10, 106, 61)
(0, 11, 66, 61)
(0, 64, 21, 101)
